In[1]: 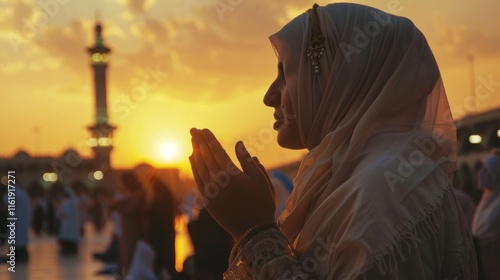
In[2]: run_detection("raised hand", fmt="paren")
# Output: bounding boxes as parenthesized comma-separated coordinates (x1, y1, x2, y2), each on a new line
(189, 128, 276, 240)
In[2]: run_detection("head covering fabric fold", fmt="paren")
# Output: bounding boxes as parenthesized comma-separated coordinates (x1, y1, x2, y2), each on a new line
(270, 3, 475, 278)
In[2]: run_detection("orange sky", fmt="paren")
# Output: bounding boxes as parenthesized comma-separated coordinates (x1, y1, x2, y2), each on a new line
(1, 0, 500, 177)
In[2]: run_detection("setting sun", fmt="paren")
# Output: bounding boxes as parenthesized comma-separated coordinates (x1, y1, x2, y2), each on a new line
(160, 141, 179, 161)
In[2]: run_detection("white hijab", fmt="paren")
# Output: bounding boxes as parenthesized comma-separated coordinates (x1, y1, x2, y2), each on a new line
(271, 3, 475, 278)
(472, 153, 500, 239)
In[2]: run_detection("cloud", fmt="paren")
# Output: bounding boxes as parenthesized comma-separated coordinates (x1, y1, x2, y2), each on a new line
(18, 1, 292, 103)
(109, 1, 294, 101)
(129, 0, 147, 13)
(114, 0, 157, 14)
(13, 0, 500, 105)
(0, 17, 90, 98)
(35, 19, 89, 74)
(432, 13, 500, 62)
(0, 0, 35, 32)
(2, 0, 316, 104)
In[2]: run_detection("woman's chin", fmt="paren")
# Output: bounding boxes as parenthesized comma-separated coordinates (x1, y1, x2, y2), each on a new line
(277, 130, 305, 150)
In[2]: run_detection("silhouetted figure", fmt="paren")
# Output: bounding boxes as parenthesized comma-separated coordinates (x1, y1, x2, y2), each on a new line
(57, 187, 80, 254)
(188, 208, 232, 280)
(2, 184, 31, 263)
(27, 181, 45, 235)
(145, 179, 176, 277)
(32, 199, 44, 236)
(27, 180, 44, 198)
(94, 193, 122, 264)
(463, 178, 484, 205)
(72, 180, 89, 237)
(116, 171, 146, 274)
(89, 187, 107, 233)
(4, 186, 31, 263)
(453, 188, 477, 228)
(472, 150, 500, 280)
(47, 182, 64, 235)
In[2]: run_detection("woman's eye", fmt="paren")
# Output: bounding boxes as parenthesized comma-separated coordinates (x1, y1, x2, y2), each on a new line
(278, 63, 285, 84)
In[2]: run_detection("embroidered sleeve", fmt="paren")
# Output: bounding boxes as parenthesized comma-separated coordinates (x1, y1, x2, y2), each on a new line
(223, 228, 315, 280)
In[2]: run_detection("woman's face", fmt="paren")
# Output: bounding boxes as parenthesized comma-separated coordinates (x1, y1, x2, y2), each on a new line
(264, 62, 304, 149)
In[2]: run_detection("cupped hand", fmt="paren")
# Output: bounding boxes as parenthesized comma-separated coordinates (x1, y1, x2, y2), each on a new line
(189, 128, 276, 240)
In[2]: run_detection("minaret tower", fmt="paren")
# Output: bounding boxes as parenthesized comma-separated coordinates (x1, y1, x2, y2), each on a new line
(87, 13, 116, 171)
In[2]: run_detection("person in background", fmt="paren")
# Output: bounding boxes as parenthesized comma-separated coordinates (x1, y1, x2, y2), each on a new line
(27, 181, 44, 236)
(188, 208, 232, 280)
(269, 171, 294, 219)
(94, 192, 123, 264)
(57, 187, 80, 254)
(472, 149, 500, 280)
(88, 187, 107, 233)
(145, 177, 176, 277)
(1, 183, 31, 262)
(115, 171, 147, 275)
(454, 187, 477, 228)
(72, 180, 89, 237)
(47, 182, 64, 236)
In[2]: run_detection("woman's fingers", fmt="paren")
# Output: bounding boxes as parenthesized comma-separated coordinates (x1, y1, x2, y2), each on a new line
(193, 128, 241, 177)
(235, 141, 267, 184)
(253, 156, 275, 200)
(189, 156, 206, 194)
(193, 130, 222, 174)
(191, 129, 215, 179)
(191, 136, 210, 185)
(199, 129, 236, 171)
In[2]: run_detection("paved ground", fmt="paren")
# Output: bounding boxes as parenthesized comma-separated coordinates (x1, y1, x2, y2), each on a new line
(0, 221, 193, 280)
(0, 224, 116, 280)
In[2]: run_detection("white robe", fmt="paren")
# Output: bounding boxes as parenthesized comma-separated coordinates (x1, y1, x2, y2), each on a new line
(57, 193, 80, 242)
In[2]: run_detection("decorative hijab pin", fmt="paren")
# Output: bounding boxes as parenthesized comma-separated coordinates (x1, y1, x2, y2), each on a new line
(306, 3, 325, 74)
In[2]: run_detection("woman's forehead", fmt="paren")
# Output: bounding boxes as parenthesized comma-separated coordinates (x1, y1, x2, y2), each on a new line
(269, 12, 309, 58)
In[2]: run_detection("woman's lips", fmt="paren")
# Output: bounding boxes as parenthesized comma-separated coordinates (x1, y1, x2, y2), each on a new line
(273, 112, 284, 130)
(273, 120, 283, 130)
(274, 112, 284, 121)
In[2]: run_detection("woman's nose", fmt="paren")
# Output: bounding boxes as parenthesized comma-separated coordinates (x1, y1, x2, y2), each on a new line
(264, 78, 281, 107)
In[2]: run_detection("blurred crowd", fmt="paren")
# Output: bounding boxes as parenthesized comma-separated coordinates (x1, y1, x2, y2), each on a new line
(1, 150, 498, 279)
(0, 167, 294, 280)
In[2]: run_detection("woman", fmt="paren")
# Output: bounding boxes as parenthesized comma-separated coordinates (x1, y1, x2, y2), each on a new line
(189, 3, 477, 279)
(472, 150, 500, 280)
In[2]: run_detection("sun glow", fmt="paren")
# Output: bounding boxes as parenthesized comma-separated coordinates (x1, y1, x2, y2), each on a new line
(160, 141, 179, 161)
(142, 131, 193, 173)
